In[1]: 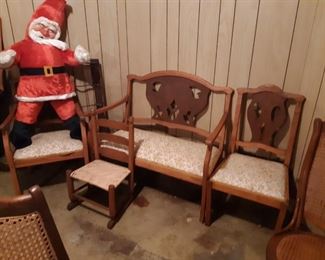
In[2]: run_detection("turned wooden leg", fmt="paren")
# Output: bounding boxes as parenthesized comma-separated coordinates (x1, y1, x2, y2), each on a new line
(66, 169, 80, 210)
(107, 185, 116, 229)
(204, 181, 213, 226)
(200, 184, 207, 223)
(275, 205, 287, 232)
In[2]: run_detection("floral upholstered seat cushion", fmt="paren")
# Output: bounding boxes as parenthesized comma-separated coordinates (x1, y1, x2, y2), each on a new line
(110, 128, 219, 177)
(211, 153, 287, 201)
(14, 130, 83, 160)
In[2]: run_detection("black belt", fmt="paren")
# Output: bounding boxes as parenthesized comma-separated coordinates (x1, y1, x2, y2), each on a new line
(20, 66, 66, 76)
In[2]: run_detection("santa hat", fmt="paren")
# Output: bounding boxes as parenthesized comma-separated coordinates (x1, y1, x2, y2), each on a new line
(27, 0, 66, 40)
(32, 0, 66, 28)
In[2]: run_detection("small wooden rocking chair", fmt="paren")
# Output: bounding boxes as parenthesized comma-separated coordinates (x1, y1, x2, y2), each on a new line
(66, 105, 135, 229)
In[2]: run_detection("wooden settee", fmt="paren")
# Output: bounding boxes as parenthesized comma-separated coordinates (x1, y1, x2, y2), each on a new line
(89, 70, 233, 222)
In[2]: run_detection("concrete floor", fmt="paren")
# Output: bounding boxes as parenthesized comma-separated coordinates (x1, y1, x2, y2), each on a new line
(0, 159, 274, 260)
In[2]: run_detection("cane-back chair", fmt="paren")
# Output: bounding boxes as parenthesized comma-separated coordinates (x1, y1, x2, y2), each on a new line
(266, 118, 325, 260)
(204, 85, 305, 230)
(0, 185, 69, 259)
(66, 103, 135, 229)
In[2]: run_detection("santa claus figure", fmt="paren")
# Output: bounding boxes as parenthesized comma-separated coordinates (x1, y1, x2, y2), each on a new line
(0, 0, 90, 149)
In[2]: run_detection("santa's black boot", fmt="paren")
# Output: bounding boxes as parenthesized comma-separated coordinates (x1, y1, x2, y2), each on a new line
(64, 115, 81, 140)
(10, 120, 33, 149)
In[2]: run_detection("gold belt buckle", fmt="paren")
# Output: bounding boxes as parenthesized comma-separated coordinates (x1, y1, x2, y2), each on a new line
(44, 66, 53, 77)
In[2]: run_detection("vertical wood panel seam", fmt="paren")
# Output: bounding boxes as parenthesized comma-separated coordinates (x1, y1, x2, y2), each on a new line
(125, 0, 130, 75)
(177, 0, 181, 70)
(117, 0, 124, 95)
(115, 0, 123, 98)
(96, 0, 104, 70)
(149, 0, 152, 73)
(82, 0, 90, 51)
(149, 0, 153, 117)
(298, 65, 325, 175)
(194, 0, 201, 75)
(282, 0, 300, 90)
(165, 0, 168, 70)
(226, 0, 237, 86)
(212, 0, 222, 86)
(209, 0, 222, 131)
(5, 0, 15, 43)
(247, 0, 261, 88)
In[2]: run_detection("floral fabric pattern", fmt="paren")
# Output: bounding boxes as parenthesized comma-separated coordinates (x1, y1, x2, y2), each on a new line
(212, 153, 287, 200)
(112, 129, 219, 177)
(14, 130, 83, 160)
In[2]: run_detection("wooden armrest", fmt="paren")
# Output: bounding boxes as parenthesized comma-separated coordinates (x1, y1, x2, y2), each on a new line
(0, 103, 17, 131)
(84, 96, 129, 117)
(205, 112, 228, 147)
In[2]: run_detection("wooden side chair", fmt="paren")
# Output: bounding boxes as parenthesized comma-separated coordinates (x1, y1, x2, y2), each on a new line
(0, 59, 108, 195)
(266, 118, 325, 260)
(0, 100, 89, 195)
(204, 85, 305, 230)
(66, 104, 135, 229)
(0, 185, 69, 260)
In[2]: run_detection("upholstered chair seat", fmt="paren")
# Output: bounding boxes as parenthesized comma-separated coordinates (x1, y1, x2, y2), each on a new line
(14, 130, 83, 160)
(107, 128, 220, 177)
(212, 153, 287, 201)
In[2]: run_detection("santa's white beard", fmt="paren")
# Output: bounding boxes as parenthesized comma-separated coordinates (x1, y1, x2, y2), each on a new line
(29, 30, 68, 51)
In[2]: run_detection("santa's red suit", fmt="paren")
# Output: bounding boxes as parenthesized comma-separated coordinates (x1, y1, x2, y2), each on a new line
(12, 39, 79, 124)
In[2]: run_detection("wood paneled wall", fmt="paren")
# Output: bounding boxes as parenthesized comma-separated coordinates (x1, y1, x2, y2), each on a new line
(1, 0, 324, 176)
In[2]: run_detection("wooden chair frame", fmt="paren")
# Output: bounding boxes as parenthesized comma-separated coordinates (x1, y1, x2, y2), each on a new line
(0, 185, 69, 259)
(0, 101, 89, 195)
(266, 118, 325, 259)
(0, 59, 108, 195)
(125, 70, 233, 222)
(66, 101, 135, 228)
(204, 85, 305, 229)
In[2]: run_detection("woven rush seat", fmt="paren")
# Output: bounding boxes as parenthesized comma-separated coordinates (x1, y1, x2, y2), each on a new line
(110, 128, 220, 177)
(70, 159, 130, 190)
(66, 114, 134, 229)
(14, 130, 83, 160)
(211, 153, 287, 201)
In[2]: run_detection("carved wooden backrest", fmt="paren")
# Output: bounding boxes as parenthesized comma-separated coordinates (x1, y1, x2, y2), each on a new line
(232, 85, 305, 165)
(247, 90, 288, 146)
(129, 71, 215, 126)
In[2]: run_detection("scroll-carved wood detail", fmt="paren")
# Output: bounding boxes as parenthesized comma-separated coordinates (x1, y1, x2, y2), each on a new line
(247, 92, 288, 146)
(145, 76, 211, 126)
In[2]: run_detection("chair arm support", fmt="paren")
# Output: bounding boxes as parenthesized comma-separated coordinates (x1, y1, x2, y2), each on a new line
(274, 198, 301, 235)
(0, 103, 17, 131)
(75, 102, 87, 122)
(205, 112, 228, 147)
(84, 96, 129, 117)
